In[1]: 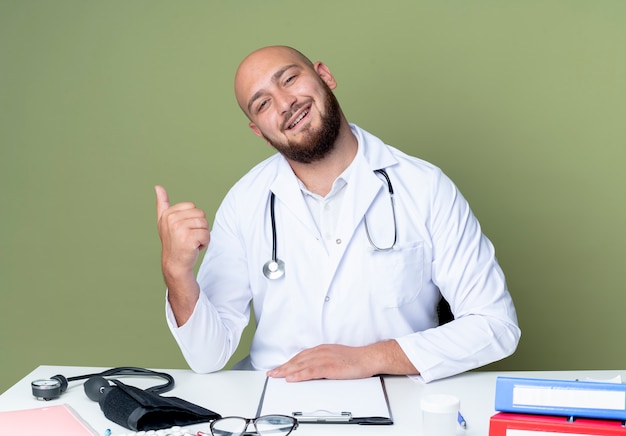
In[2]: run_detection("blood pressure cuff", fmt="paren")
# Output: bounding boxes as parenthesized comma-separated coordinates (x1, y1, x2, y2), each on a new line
(99, 379, 221, 431)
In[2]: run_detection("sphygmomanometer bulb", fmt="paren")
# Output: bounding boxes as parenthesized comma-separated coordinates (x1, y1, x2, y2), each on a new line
(84, 376, 111, 402)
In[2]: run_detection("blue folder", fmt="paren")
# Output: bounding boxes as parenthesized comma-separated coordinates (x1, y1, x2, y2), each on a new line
(495, 376, 626, 420)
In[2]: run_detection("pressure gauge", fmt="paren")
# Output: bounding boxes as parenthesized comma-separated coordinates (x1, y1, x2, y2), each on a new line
(31, 375, 67, 400)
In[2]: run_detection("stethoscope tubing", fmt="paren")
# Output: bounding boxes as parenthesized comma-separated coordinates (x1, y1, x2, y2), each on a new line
(364, 169, 397, 251)
(263, 168, 397, 279)
(269, 192, 278, 262)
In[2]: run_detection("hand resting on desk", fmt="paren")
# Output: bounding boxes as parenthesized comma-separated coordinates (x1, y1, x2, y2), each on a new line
(266, 340, 419, 382)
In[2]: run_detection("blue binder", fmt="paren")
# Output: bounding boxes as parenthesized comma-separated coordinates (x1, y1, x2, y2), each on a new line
(494, 376, 626, 420)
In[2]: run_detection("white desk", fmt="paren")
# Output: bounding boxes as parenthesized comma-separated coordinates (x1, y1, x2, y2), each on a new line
(2, 366, 625, 435)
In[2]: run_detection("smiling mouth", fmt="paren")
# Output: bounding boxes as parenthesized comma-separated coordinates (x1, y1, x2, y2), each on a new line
(287, 109, 309, 130)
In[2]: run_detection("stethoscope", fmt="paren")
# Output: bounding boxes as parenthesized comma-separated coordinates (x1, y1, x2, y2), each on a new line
(262, 168, 398, 280)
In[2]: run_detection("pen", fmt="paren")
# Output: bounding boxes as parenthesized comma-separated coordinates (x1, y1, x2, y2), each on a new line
(103, 430, 111, 436)
(457, 411, 467, 429)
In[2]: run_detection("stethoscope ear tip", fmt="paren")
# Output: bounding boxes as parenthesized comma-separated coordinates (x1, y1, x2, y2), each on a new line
(263, 259, 285, 280)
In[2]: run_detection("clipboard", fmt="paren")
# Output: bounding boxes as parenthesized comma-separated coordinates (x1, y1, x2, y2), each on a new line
(256, 376, 393, 425)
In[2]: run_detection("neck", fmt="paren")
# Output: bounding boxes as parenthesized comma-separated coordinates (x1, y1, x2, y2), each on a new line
(288, 122, 357, 196)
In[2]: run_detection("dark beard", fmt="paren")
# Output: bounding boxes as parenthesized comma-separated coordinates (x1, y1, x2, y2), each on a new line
(263, 85, 342, 164)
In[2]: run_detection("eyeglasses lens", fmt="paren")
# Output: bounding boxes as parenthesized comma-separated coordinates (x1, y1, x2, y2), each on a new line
(211, 417, 247, 436)
(255, 415, 297, 435)
(211, 415, 296, 436)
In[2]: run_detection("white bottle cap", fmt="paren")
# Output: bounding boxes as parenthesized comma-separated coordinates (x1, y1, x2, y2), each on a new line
(420, 394, 460, 413)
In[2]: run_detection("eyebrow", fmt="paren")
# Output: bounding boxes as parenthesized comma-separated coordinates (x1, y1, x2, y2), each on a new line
(247, 64, 300, 113)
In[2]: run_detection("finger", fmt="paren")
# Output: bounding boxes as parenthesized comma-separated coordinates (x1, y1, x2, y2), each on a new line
(267, 366, 284, 378)
(197, 228, 211, 251)
(155, 185, 170, 220)
(267, 352, 308, 379)
(267, 358, 295, 378)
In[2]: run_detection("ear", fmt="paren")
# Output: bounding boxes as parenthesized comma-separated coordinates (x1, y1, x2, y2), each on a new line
(249, 122, 274, 147)
(314, 61, 337, 90)
(249, 122, 265, 139)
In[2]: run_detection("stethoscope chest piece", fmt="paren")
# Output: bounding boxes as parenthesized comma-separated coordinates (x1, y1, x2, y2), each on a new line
(263, 258, 285, 280)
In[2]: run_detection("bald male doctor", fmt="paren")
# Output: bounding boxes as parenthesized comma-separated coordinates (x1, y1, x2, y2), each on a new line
(155, 46, 520, 383)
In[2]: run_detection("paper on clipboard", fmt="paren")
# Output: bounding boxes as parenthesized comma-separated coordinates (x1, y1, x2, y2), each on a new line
(257, 376, 393, 424)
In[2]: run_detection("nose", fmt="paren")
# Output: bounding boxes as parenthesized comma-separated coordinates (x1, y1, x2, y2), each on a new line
(275, 89, 297, 115)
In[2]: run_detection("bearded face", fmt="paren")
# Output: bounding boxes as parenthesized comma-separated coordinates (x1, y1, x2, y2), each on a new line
(261, 82, 342, 164)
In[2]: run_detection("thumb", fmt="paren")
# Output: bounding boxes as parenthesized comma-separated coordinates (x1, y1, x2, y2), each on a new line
(154, 185, 170, 220)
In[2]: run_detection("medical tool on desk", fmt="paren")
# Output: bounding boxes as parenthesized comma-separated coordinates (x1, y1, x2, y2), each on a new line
(30, 367, 220, 432)
(262, 168, 398, 280)
(31, 367, 175, 401)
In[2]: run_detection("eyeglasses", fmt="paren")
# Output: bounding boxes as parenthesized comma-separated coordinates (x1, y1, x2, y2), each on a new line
(207, 414, 299, 436)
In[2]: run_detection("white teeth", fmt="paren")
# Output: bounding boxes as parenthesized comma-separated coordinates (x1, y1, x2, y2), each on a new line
(289, 110, 308, 129)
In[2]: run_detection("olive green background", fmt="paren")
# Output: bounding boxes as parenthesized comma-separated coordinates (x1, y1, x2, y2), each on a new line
(1, 1, 625, 393)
